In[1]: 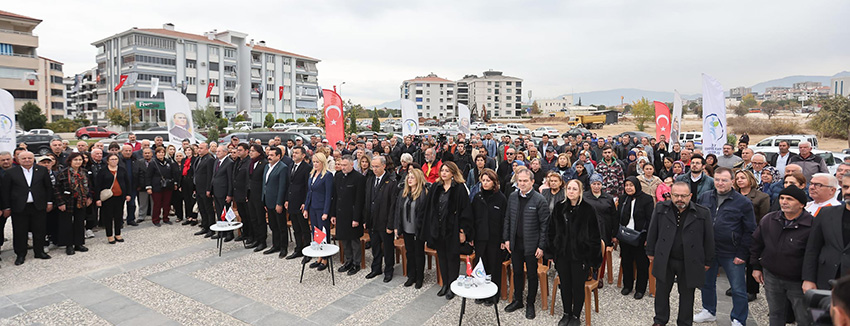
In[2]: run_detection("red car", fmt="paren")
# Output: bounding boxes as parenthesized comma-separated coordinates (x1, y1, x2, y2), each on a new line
(75, 126, 118, 139)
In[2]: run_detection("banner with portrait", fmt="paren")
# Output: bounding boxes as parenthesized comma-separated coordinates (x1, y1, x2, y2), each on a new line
(164, 90, 197, 145)
(0, 89, 16, 153)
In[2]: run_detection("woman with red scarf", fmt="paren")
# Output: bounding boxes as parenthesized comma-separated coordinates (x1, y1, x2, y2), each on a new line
(179, 146, 198, 225)
(55, 152, 93, 255)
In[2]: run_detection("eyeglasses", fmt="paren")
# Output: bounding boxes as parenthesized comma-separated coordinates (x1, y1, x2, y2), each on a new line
(671, 194, 690, 199)
(809, 182, 828, 189)
(752, 162, 766, 165)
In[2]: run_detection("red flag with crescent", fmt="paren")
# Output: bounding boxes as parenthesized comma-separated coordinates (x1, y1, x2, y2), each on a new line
(653, 101, 671, 141)
(114, 74, 128, 92)
(206, 81, 215, 98)
(313, 226, 326, 244)
(322, 89, 344, 149)
(465, 255, 473, 276)
(278, 86, 284, 101)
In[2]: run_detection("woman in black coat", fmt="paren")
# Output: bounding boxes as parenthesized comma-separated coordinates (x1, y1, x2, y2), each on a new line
(55, 153, 93, 255)
(393, 169, 429, 289)
(145, 147, 179, 226)
(179, 146, 198, 225)
(422, 161, 474, 300)
(616, 176, 655, 299)
(95, 154, 131, 243)
(548, 179, 602, 325)
(470, 168, 507, 304)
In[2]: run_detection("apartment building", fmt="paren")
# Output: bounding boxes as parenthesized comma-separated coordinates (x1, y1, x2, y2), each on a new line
(399, 73, 456, 119)
(0, 10, 58, 120)
(35, 57, 65, 121)
(64, 67, 100, 121)
(91, 23, 320, 125)
(535, 95, 574, 113)
(831, 76, 850, 97)
(460, 70, 523, 118)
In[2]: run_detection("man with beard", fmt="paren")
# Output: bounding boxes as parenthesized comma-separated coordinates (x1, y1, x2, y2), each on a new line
(330, 155, 366, 275)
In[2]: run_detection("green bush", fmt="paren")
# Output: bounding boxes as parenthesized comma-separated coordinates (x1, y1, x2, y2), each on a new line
(296, 118, 306, 123)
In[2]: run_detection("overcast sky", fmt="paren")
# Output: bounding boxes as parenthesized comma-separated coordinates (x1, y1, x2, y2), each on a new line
(7, 0, 849, 106)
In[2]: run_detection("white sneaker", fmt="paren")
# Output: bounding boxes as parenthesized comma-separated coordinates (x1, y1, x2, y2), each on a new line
(43, 246, 49, 253)
(693, 309, 716, 322)
(85, 229, 95, 239)
(731, 319, 743, 326)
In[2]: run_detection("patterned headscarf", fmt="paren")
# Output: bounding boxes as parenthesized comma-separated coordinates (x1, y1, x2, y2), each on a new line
(760, 165, 779, 187)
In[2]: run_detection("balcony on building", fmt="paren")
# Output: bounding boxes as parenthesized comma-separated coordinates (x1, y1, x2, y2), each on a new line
(294, 60, 318, 75)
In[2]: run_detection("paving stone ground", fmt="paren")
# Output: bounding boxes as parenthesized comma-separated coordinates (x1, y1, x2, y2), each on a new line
(0, 220, 769, 325)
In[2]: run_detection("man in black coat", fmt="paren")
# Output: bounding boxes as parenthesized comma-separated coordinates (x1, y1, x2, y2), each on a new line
(208, 145, 234, 241)
(245, 144, 268, 252)
(135, 148, 153, 222)
(803, 172, 850, 291)
(121, 145, 144, 226)
(1, 151, 54, 265)
(284, 146, 312, 260)
(231, 143, 252, 243)
(331, 155, 366, 275)
(647, 182, 715, 326)
(363, 156, 398, 282)
(193, 143, 216, 237)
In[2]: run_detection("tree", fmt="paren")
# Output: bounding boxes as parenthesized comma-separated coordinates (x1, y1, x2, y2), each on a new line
(192, 105, 219, 130)
(531, 101, 541, 115)
(264, 113, 275, 128)
(105, 106, 140, 127)
(733, 105, 749, 117)
(577, 97, 582, 106)
(45, 118, 81, 133)
(631, 97, 654, 131)
(371, 111, 381, 132)
(761, 101, 780, 119)
(740, 94, 758, 109)
(347, 111, 358, 134)
(307, 116, 317, 124)
(17, 102, 46, 130)
(233, 114, 246, 122)
(74, 114, 91, 127)
(809, 95, 850, 146)
(296, 118, 306, 123)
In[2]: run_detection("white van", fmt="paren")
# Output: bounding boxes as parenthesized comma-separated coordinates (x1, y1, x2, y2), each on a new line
(506, 123, 531, 135)
(750, 135, 819, 151)
(677, 131, 703, 145)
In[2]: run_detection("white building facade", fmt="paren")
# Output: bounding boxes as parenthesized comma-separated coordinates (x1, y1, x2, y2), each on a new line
(400, 73, 456, 119)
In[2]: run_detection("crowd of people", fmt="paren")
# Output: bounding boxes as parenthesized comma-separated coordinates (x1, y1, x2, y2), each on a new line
(3, 129, 850, 326)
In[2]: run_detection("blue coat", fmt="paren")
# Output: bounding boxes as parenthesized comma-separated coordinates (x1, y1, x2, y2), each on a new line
(697, 189, 757, 259)
(262, 161, 290, 209)
(305, 171, 334, 215)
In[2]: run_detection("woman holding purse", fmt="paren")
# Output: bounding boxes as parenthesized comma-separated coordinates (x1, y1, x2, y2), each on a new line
(55, 153, 93, 255)
(146, 147, 179, 227)
(616, 176, 654, 299)
(95, 153, 131, 243)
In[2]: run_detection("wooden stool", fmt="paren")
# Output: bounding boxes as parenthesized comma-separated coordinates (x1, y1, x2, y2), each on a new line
(424, 246, 441, 285)
(507, 258, 549, 308)
(394, 238, 406, 276)
(501, 260, 511, 300)
(605, 246, 614, 284)
(359, 233, 370, 270)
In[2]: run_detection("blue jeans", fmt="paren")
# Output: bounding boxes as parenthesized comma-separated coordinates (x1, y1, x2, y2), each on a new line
(701, 256, 748, 324)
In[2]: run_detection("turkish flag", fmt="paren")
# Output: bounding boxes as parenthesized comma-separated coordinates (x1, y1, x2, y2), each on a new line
(313, 226, 326, 244)
(322, 89, 344, 149)
(206, 81, 215, 98)
(465, 255, 473, 276)
(278, 86, 284, 101)
(653, 101, 671, 141)
(113, 74, 128, 92)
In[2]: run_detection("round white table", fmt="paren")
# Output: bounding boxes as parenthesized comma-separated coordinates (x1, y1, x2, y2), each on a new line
(210, 223, 242, 257)
(450, 279, 500, 326)
(300, 244, 340, 285)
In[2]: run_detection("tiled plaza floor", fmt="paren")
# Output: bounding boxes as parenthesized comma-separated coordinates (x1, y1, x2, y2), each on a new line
(0, 220, 768, 325)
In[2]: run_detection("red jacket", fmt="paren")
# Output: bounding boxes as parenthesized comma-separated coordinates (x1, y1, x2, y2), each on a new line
(125, 141, 142, 151)
(422, 160, 442, 184)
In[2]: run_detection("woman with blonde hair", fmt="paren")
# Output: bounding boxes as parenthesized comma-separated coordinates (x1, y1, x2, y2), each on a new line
(542, 171, 566, 213)
(394, 168, 429, 288)
(304, 152, 334, 270)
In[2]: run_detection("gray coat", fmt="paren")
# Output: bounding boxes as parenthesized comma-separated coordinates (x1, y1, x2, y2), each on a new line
(646, 201, 715, 289)
(503, 189, 550, 256)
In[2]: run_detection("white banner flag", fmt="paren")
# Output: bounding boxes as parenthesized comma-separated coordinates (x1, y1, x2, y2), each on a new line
(151, 77, 160, 96)
(126, 72, 138, 85)
(701, 74, 726, 156)
(472, 259, 486, 281)
(670, 90, 683, 145)
(401, 99, 419, 136)
(0, 89, 16, 154)
(457, 103, 471, 135)
(164, 90, 197, 145)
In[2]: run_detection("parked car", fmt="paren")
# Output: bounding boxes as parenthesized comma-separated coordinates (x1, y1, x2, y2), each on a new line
(15, 129, 24, 137)
(749, 134, 819, 151)
(532, 127, 560, 138)
(246, 131, 308, 146)
(101, 131, 207, 145)
(487, 123, 506, 133)
(26, 129, 54, 136)
(271, 123, 288, 131)
(287, 127, 324, 138)
(17, 134, 60, 155)
(506, 123, 531, 135)
(677, 131, 703, 146)
(759, 148, 839, 175)
(75, 126, 118, 139)
(146, 126, 167, 131)
(219, 132, 250, 144)
(471, 122, 489, 131)
(224, 121, 253, 133)
(614, 131, 652, 141)
(563, 127, 592, 139)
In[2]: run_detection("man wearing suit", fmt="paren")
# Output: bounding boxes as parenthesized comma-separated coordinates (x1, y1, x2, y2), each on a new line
(245, 144, 268, 252)
(208, 146, 234, 241)
(193, 143, 216, 237)
(231, 143, 252, 243)
(803, 172, 850, 291)
(1, 151, 54, 265)
(331, 155, 366, 275)
(364, 156, 398, 282)
(121, 145, 143, 226)
(284, 146, 312, 260)
(262, 147, 290, 257)
(135, 148, 153, 222)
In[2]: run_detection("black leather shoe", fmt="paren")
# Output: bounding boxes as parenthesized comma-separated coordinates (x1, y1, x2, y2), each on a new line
(414, 280, 423, 289)
(725, 288, 733, 296)
(504, 301, 523, 312)
(34, 253, 51, 260)
(279, 251, 288, 259)
(558, 314, 570, 326)
(204, 231, 214, 238)
(66, 246, 75, 255)
(74, 245, 89, 252)
(210, 233, 220, 239)
(365, 271, 381, 279)
(194, 229, 208, 236)
(347, 266, 361, 275)
(285, 252, 304, 260)
(163, 220, 173, 225)
(190, 220, 198, 226)
(338, 263, 352, 273)
(634, 292, 644, 300)
(182, 219, 192, 225)
(445, 290, 454, 300)
(309, 261, 321, 269)
(223, 234, 234, 242)
(233, 235, 245, 242)
(383, 275, 392, 283)
(317, 263, 328, 271)
(245, 241, 259, 249)
(568, 317, 581, 326)
(263, 246, 280, 255)
(525, 306, 535, 319)
(254, 243, 268, 252)
(437, 286, 448, 296)
(621, 287, 632, 295)
(127, 221, 139, 226)
(14, 256, 24, 265)
(403, 278, 415, 287)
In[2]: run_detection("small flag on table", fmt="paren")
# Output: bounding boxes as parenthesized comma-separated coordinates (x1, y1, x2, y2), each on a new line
(313, 226, 326, 244)
(473, 259, 486, 281)
(220, 207, 236, 222)
(465, 256, 473, 276)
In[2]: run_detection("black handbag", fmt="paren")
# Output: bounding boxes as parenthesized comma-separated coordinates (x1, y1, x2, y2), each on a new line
(617, 225, 645, 247)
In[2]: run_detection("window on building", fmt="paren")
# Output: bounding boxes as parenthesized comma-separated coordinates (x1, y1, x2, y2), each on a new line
(138, 74, 173, 83)
(49, 63, 62, 71)
(415, 90, 422, 95)
(266, 69, 274, 77)
(209, 62, 219, 71)
(251, 69, 261, 78)
(51, 89, 63, 96)
(186, 77, 196, 85)
(266, 54, 274, 63)
(416, 98, 422, 102)
(426, 98, 430, 102)
(209, 47, 219, 57)
(186, 94, 197, 101)
(516, 82, 522, 87)
(51, 102, 63, 109)
(426, 90, 430, 95)
(487, 81, 492, 85)
(186, 43, 197, 53)
(186, 60, 196, 69)
(487, 88, 491, 93)
(506, 81, 512, 86)
(209, 95, 219, 103)
(282, 59, 290, 66)
(266, 84, 274, 91)
(266, 98, 275, 106)
(225, 80, 237, 89)
(50, 76, 63, 84)
(224, 48, 236, 59)
(283, 72, 291, 80)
